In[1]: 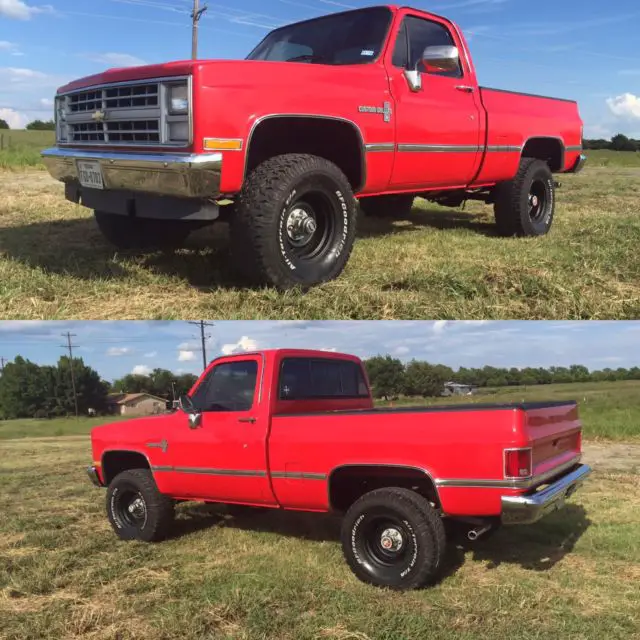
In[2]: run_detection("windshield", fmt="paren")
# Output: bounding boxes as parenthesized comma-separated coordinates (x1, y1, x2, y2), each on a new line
(247, 7, 393, 66)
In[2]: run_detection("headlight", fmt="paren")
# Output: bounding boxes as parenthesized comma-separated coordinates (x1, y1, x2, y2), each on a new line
(168, 84, 189, 114)
(168, 121, 189, 143)
(55, 96, 68, 143)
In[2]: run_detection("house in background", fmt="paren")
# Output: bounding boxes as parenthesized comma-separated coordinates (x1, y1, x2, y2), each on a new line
(442, 382, 477, 397)
(107, 393, 168, 416)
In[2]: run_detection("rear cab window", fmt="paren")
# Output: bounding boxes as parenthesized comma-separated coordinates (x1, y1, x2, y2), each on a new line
(279, 358, 369, 400)
(392, 14, 463, 78)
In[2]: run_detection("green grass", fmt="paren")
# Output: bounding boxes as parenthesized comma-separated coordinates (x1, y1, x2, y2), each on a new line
(1, 140, 639, 319)
(378, 380, 640, 441)
(0, 416, 128, 441)
(585, 149, 640, 167)
(0, 130, 54, 169)
(0, 432, 638, 639)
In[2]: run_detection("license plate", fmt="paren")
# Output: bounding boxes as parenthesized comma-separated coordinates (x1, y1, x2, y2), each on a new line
(77, 160, 104, 190)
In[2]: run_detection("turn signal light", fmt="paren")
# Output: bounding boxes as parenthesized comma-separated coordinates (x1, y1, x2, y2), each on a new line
(504, 448, 532, 479)
(203, 138, 243, 151)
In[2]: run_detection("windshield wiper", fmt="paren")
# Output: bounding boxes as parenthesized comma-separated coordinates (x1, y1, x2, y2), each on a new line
(286, 54, 329, 64)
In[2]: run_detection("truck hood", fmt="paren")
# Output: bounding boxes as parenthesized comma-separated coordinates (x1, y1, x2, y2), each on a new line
(57, 59, 377, 94)
(91, 413, 176, 448)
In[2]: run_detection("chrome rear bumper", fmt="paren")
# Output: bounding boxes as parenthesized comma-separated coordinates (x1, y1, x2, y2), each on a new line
(41, 148, 223, 198)
(87, 465, 104, 488)
(501, 463, 591, 525)
(568, 153, 587, 174)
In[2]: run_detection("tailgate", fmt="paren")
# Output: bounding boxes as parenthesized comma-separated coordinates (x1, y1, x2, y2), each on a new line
(523, 402, 582, 479)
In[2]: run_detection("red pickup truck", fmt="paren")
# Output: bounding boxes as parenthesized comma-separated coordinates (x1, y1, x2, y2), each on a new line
(88, 349, 591, 590)
(42, 5, 585, 289)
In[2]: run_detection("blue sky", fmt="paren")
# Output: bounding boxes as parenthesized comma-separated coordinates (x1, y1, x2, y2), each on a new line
(0, 321, 637, 382)
(1, 0, 639, 137)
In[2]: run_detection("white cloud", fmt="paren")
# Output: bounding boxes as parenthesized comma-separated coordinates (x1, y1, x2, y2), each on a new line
(607, 93, 640, 120)
(144, 351, 158, 358)
(39, 97, 53, 107)
(0, 107, 27, 128)
(86, 52, 146, 68)
(432, 321, 449, 334)
(394, 346, 410, 356)
(178, 350, 196, 362)
(132, 364, 152, 376)
(0, 0, 53, 19)
(221, 336, 259, 356)
(106, 347, 130, 357)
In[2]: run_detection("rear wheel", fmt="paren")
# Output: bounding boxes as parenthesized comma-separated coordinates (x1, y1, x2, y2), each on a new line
(230, 154, 357, 289)
(94, 211, 192, 250)
(494, 158, 555, 237)
(359, 195, 415, 219)
(106, 469, 174, 542)
(341, 487, 446, 590)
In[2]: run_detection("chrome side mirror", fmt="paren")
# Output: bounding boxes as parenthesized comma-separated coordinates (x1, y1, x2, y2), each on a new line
(421, 45, 460, 74)
(404, 68, 422, 93)
(179, 395, 202, 429)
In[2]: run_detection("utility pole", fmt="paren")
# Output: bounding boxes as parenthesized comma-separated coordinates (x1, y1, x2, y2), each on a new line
(191, 0, 208, 60)
(61, 332, 79, 419)
(0, 357, 6, 373)
(188, 321, 215, 371)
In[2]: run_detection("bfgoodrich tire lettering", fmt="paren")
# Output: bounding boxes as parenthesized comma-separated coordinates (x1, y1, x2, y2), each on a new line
(494, 158, 556, 237)
(341, 487, 446, 590)
(106, 469, 174, 542)
(230, 154, 357, 288)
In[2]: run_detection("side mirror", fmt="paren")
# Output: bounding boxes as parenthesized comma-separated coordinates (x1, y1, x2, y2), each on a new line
(179, 395, 202, 429)
(421, 45, 460, 74)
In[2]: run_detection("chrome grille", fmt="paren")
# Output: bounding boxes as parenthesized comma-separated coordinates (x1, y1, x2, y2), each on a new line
(56, 77, 190, 147)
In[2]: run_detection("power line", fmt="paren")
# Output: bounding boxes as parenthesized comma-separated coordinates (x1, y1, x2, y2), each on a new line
(191, 0, 208, 59)
(188, 321, 215, 371)
(61, 332, 80, 419)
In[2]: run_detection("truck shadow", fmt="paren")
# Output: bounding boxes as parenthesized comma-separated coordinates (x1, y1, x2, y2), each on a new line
(0, 206, 496, 289)
(173, 503, 591, 580)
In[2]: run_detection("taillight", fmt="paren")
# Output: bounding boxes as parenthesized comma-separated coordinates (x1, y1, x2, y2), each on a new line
(504, 448, 532, 479)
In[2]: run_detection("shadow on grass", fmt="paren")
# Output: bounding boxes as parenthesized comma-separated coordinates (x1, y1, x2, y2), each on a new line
(0, 206, 496, 288)
(172, 502, 591, 581)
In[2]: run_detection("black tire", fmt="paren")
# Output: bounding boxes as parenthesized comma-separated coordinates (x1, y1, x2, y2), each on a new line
(494, 158, 555, 237)
(341, 487, 446, 590)
(358, 195, 415, 218)
(94, 211, 192, 250)
(230, 154, 357, 288)
(106, 469, 174, 542)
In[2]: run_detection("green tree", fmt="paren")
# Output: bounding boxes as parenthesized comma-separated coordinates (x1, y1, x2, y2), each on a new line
(363, 356, 405, 400)
(0, 119, 9, 130)
(611, 133, 636, 152)
(0, 357, 52, 419)
(25, 119, 55, 131)
(404, 361, 447, 397)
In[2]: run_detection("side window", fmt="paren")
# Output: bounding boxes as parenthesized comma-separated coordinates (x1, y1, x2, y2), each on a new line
(279, 358, 369, 400)
(392, 16, 462, 78)
(191, 361, 258, 412)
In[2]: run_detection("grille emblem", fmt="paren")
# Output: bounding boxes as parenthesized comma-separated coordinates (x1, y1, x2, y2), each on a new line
(91, 109, 107, 123)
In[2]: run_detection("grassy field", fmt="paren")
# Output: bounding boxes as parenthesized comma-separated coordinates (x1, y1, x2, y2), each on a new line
(2, 380, 638, 442)
(0, 135, 639, 319)
(0, 433, 639, 639)
(0, 130, 54, 169)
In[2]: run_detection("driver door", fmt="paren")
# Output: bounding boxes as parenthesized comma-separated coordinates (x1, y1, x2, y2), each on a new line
(168, 356, 276, 505)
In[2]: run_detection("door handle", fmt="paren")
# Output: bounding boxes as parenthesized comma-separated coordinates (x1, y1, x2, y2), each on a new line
(455, 85, 475, 93)
(238, 417, 257, 424)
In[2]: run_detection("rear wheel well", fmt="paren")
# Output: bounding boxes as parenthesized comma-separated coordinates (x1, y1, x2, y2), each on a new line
(102, 451, 150, 485)
(521, 137, 564, 172)
(328, 465, 441, 513)
(246, 117, 365, 191)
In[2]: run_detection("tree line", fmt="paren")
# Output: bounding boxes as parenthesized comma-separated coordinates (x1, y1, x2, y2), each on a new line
(362, 356, 640, 400)
(0, 356, 197, 420)
(0, 119, 55, 131)
(583, 134, 640, 152)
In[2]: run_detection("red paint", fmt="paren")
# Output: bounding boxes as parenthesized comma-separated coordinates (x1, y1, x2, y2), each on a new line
(56, 6, 583, 196)
(91, 349, 584, 519)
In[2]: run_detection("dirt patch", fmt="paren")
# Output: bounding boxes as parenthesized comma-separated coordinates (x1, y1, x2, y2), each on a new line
(582, 442, 640, 473)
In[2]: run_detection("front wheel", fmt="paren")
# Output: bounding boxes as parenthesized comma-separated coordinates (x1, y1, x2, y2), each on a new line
(106, 469, 175, 542)
(494, 158, 555, 237)
(230, 154, 357, 289)
(341, 487, 446, 590)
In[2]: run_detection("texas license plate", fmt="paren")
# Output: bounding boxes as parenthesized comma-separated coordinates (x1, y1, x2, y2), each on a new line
(77, 160, 104, 190)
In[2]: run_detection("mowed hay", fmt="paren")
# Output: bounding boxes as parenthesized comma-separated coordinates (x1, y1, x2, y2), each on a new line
(0, 436, 639, 639)
(0, 160, 639, 319)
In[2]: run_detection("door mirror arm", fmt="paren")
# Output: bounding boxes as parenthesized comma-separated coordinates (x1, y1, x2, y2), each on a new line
(179, 395, 202, 429)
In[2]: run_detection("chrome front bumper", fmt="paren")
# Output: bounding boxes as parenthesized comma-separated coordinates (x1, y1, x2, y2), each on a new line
(501, 463, 591, 525)
(87, 465, 104, 488)
(568, 153, 587, 174)
(41, 148, 223, 199)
